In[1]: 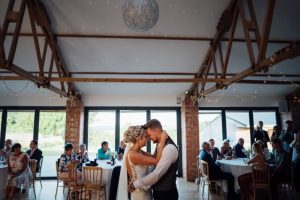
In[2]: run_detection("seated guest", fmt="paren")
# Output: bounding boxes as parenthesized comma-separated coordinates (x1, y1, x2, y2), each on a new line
(26, 140, 43, 172)
(208, 138, 221, 161)
(200, 142, 238, 200)
(117, 140, 126, 160)
(76, 144, 89, 171)
(238, 143, 267, 199)
(59, 143, 79, 179)
(97, 141, 111, 160)
(6, 143, 33, 199)
(293, 131, 300, 192)
(0, 139, 13, 161)
(270, 138, 290, 200)
(256, 140, 270, 159)
(233, 138, 247, 158)
(220, 139, 233, 159)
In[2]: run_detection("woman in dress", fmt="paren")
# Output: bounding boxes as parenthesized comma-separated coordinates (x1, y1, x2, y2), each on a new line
(220, 139, 233, 159)
(76, 143, 89, 172)
(238, 142, 267, 200)
(117, 125, 168, 200)
(6, 143, 33, 199)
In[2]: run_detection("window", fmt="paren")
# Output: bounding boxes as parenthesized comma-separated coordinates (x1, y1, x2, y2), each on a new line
(39, 111, 66, 177)
(150, 110, 178, 153)
(6, 111, 34, 152)
(226, 111, 251, 150)
(88, 111, 116, 156)
(253, 111, 277, 149)
(199, 110, 223, 148)
(120, 110, 147, 151)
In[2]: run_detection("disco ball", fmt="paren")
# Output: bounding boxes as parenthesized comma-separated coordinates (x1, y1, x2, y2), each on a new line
(122, 0, 159, 32)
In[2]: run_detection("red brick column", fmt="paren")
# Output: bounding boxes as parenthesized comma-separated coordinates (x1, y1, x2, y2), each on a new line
(65, 99, 84, 152)
(181, 98, 199, 181)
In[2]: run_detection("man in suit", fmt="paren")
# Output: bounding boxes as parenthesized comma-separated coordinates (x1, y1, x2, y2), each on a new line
(26, 140, 43, 172)
(200, 142, 238, 200)
(233, 138, 247, 158)
(252, 121, 270, 148)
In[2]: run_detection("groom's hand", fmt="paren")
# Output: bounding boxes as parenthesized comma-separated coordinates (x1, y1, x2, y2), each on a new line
(128, 182, 136, 193)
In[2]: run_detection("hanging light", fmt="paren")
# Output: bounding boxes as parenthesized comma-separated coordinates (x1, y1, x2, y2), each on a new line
(122, 0, 159, 32)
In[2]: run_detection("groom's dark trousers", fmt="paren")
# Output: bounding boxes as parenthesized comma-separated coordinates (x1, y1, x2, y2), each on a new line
(153, 188, 178, 200)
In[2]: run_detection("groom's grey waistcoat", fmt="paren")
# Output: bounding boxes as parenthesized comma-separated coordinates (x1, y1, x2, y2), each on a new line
(153, 138, 179, 191)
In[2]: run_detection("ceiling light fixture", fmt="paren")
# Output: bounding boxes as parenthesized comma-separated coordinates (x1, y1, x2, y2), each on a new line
(122, 0, 159, 32)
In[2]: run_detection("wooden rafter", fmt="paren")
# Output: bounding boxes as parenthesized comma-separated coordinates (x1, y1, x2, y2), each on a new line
(0, 0, 79, 99)
(186, 0, 300, 100)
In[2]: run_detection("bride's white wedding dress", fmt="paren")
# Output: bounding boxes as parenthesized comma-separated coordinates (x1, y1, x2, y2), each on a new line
(129, 161, 152, 200)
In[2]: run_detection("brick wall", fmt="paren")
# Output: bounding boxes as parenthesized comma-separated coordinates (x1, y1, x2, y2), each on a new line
(181, 98, 199, 181)
(65, 98, 84, 152)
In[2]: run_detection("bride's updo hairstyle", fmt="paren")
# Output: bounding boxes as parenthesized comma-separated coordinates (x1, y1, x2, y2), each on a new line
(123, 125, 144, 143)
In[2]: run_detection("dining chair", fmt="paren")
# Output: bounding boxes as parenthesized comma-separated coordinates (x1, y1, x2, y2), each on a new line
(29, 159, 38, 199)
(278, 162, 294, 194)
(66, 162, 84, 200)
(251, 164, 271, 200)
(82, 166, 106, 200)
(35, 156, 43, 188)
(196, 157, 204, 191)
(199, 160, 224, 200)
(55, 159, 69, 199)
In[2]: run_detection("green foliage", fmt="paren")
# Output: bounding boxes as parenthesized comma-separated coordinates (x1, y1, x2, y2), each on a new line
(39, 112, 66, 136)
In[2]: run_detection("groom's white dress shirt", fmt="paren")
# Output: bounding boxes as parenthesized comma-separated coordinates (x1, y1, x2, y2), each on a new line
(133, 144, 178, 190)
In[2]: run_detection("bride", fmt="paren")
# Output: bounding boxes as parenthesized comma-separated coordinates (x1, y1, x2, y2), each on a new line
(117, 125, 167, 200)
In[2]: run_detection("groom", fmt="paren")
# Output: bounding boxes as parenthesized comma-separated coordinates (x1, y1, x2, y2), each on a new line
(131, 119, 179, 200)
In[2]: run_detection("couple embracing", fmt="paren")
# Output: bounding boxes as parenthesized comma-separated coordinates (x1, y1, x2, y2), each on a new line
(117, 119, 179, 200)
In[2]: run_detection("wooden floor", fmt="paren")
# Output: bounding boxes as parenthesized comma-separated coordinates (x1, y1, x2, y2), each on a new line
(13, 178, 300, 200)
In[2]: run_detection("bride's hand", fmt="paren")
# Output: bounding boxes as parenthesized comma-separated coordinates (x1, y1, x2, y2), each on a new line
(128, 179, 136, 193)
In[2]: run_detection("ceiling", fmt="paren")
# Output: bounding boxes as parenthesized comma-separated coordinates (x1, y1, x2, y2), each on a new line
(0, 0, 300, 99)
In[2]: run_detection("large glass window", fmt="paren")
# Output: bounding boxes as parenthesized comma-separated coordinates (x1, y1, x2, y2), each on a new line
(88, 111, 116, 156)
(198, 110, 223, 148)
(150, 111, 178, 153)
(6, 111, 34, 152)
(226, 111, 251, 150)
(120, 110, 147, 144)
(253, 111, 277, 149)
(39, 111, 66, 177)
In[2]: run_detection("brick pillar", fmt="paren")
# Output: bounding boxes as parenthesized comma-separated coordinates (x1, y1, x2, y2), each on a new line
(181, 97, 199, 181)
(65, 99, 84, 152)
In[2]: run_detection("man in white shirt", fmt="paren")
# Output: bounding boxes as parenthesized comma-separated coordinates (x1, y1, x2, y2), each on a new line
(131, 119, 179, 200)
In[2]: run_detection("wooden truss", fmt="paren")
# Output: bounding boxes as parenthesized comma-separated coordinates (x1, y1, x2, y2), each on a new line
(187, 0, 300, 100)
(0, 0, 80, 99)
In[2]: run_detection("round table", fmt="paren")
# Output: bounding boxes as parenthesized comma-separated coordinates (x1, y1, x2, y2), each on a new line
(216, 158, 251, 192)
(89, 159, 123, 198)
(0, 162, 8, 200)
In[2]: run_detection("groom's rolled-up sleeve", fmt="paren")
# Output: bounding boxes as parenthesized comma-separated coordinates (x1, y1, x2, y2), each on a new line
(133, 144, 178, 190)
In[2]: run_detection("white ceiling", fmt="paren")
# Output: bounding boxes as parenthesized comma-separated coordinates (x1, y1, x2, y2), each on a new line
(0, 0, 300, 100)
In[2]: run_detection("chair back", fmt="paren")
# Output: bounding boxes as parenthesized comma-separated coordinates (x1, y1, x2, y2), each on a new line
(29, 159, 38, 178)
(252, 164, 269, 186)
(199, 160, 209, 180)
(38, 156, 43, 173)
(82, 166, 103, 189)
(67, 162, 78, 183)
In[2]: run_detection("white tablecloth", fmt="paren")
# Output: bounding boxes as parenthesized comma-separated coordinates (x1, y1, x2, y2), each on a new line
(0, 162, 8, 200)
(216, 158, 251, 191)
(93, 160, 123, 197)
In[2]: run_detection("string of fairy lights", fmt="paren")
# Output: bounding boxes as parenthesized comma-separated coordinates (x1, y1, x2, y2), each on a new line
(198, 65, 300, 104)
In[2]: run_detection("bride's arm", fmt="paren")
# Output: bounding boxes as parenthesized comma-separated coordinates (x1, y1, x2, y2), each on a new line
(126, 155, 132, 178)
(129, 131, 169, 165)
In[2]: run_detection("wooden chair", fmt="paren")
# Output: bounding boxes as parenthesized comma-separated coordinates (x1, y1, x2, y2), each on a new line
(82, 166, 106, 200)
(55, 159, 69, 199)
(29, 159, 38, 199)
(196, 157, 204, 191)
(278, 162, 294, 194)
(67, 162, 84, 200)
(35, 156, 43, 188)
(199, 160, 224, 200)
(251, 165, 271, 200)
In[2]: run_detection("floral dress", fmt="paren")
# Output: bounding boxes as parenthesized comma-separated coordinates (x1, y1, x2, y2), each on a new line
(7, 152, 33, 189)
(76, 152, 89, 171)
